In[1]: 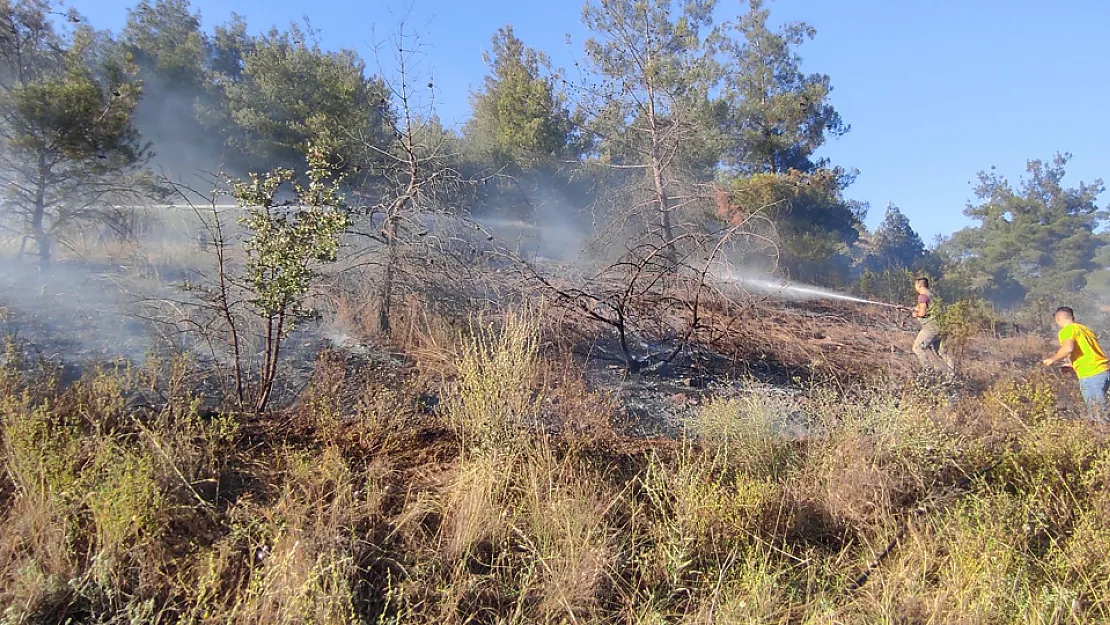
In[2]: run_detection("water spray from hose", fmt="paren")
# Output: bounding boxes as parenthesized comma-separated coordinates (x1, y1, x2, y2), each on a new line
(714, 268, 906, 310)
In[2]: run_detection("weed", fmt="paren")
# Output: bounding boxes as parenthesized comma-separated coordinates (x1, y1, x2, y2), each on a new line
(688, 394, 799, 480)
(446, 310, 543, 455)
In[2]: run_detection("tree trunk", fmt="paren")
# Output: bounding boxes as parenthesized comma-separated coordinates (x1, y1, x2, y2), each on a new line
(646, 89, 677, 271)
(31, 169, 49, 270)
(255, 311, 285, 413)
(377, 212, 401, 335)
(651, 144, 677, 271)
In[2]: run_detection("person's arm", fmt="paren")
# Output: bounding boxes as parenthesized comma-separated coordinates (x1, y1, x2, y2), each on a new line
(911, 301, 927, 318)
(1044, 339, 1076, 367)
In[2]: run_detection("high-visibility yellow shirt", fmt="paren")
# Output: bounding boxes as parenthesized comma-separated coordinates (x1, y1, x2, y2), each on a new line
(1058, 323, 1110, 379)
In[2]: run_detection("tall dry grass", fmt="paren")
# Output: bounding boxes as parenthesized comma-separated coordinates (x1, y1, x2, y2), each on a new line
(2, 314, 1110, 624)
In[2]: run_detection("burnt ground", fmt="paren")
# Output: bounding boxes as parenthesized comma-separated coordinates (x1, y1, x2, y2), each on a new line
(0, 257, 382, 402)
(0, 255, 1039, 442)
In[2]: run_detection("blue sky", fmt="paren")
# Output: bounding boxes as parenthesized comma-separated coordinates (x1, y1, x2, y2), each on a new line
(69, 0, 1110, 242)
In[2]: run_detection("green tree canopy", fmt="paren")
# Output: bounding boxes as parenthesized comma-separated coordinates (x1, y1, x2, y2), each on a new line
(715, 168, 859, 282)
(718, 0, 847, 175)
(868, 203, 926, 271)
(219, 22, 391, 173)
(121, 0, 218, 176)
(465, 26, 578, 167)
(711, 0, 856, 284)
(0, 0, 151, 267)
(122, 0, 206, 84)
(942, 154, 1106, 308)
(581, 0, 721, 263)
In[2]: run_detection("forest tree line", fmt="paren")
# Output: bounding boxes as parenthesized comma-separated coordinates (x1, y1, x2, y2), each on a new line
(0, 0, 1106, 326)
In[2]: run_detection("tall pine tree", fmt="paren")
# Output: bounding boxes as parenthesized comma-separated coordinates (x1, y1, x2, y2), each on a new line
(465, 26, 578, 167)
(943, 154, 1106, 308)
(869, 203, 925, 271)
(714, 0, 857, 283)
(718, 0, 846, 174)
(0, 0, 150, 267)
(580, 0, 720, 265)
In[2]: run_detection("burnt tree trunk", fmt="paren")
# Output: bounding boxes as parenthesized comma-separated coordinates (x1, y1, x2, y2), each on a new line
(377, 212, 401, 336)
(31, 159, 50, 269)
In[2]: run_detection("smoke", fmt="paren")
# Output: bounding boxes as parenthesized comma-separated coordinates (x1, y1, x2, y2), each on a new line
(132, 74, 241, 190)
(471, 181, 590, 264)
(472, 215, 585, 263)
(0, 201, 243, 370)
(0, 260, 160, 364)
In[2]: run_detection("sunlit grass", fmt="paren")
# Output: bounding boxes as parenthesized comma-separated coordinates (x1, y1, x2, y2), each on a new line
(1, 316, 1109, 624)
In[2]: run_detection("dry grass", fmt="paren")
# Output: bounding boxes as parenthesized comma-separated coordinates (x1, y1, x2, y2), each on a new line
(2, 306, 1110, 625)
(697, 297, 918, 383)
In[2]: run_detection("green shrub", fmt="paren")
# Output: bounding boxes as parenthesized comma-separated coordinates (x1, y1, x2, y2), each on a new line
(939, 298, 994, 357)
(86, 444, 164, 557)
(2, 396, 83, 505)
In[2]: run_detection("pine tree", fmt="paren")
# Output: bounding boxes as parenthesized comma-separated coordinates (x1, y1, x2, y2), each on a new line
(714, 0, 857, 283)
(718, 0, 847, 175)
(943, 154, 1106, 308)
(580, 0, 720, 266)
(121, 0, 213, 177)
(0, 0, 151, 267)
(219, 22, 391, 173)
(465, 26, 578, 167)
(869, 203, 925, 270)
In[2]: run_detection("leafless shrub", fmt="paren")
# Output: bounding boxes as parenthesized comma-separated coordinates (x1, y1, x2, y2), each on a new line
(343, 22, 509, 337)
(523, 209, 777, 373)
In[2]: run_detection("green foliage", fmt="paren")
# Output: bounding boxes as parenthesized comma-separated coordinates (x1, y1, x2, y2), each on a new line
(938, 298, 993, 357)
(465, 26, 578, 167)
(868, 203, 926, 271)
(121, 0, 221, 175)
(234, 147, 351, 323)
(220, 23, 391, 171)
(716, 169, 860, 282)
(580, 0, 723, 262)
(706, 0, 863, 285)
(0, 0, 150, 266)
(2, 373, 164, 561)
(859, 266, 917, 305)
(582, 0, 721, 168)
(15, 84, 141, 191)
(87, 443, 164, 555)
(987, 378, 1058, 424)
(205, 146, 354, 412)
(718, 0, 847, 175)
(942, 154, 1107, 309)
(208, 13, 251, 79)
(2, 396, 83, 503)
(122, 0, 207, 82)
(582, 0, 718, 116)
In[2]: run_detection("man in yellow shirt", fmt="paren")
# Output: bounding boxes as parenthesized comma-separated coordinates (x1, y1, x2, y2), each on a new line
(1043, 306, 1109, 417)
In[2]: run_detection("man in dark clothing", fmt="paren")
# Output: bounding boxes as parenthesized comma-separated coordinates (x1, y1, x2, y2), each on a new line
(910, 277, 954, 375)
